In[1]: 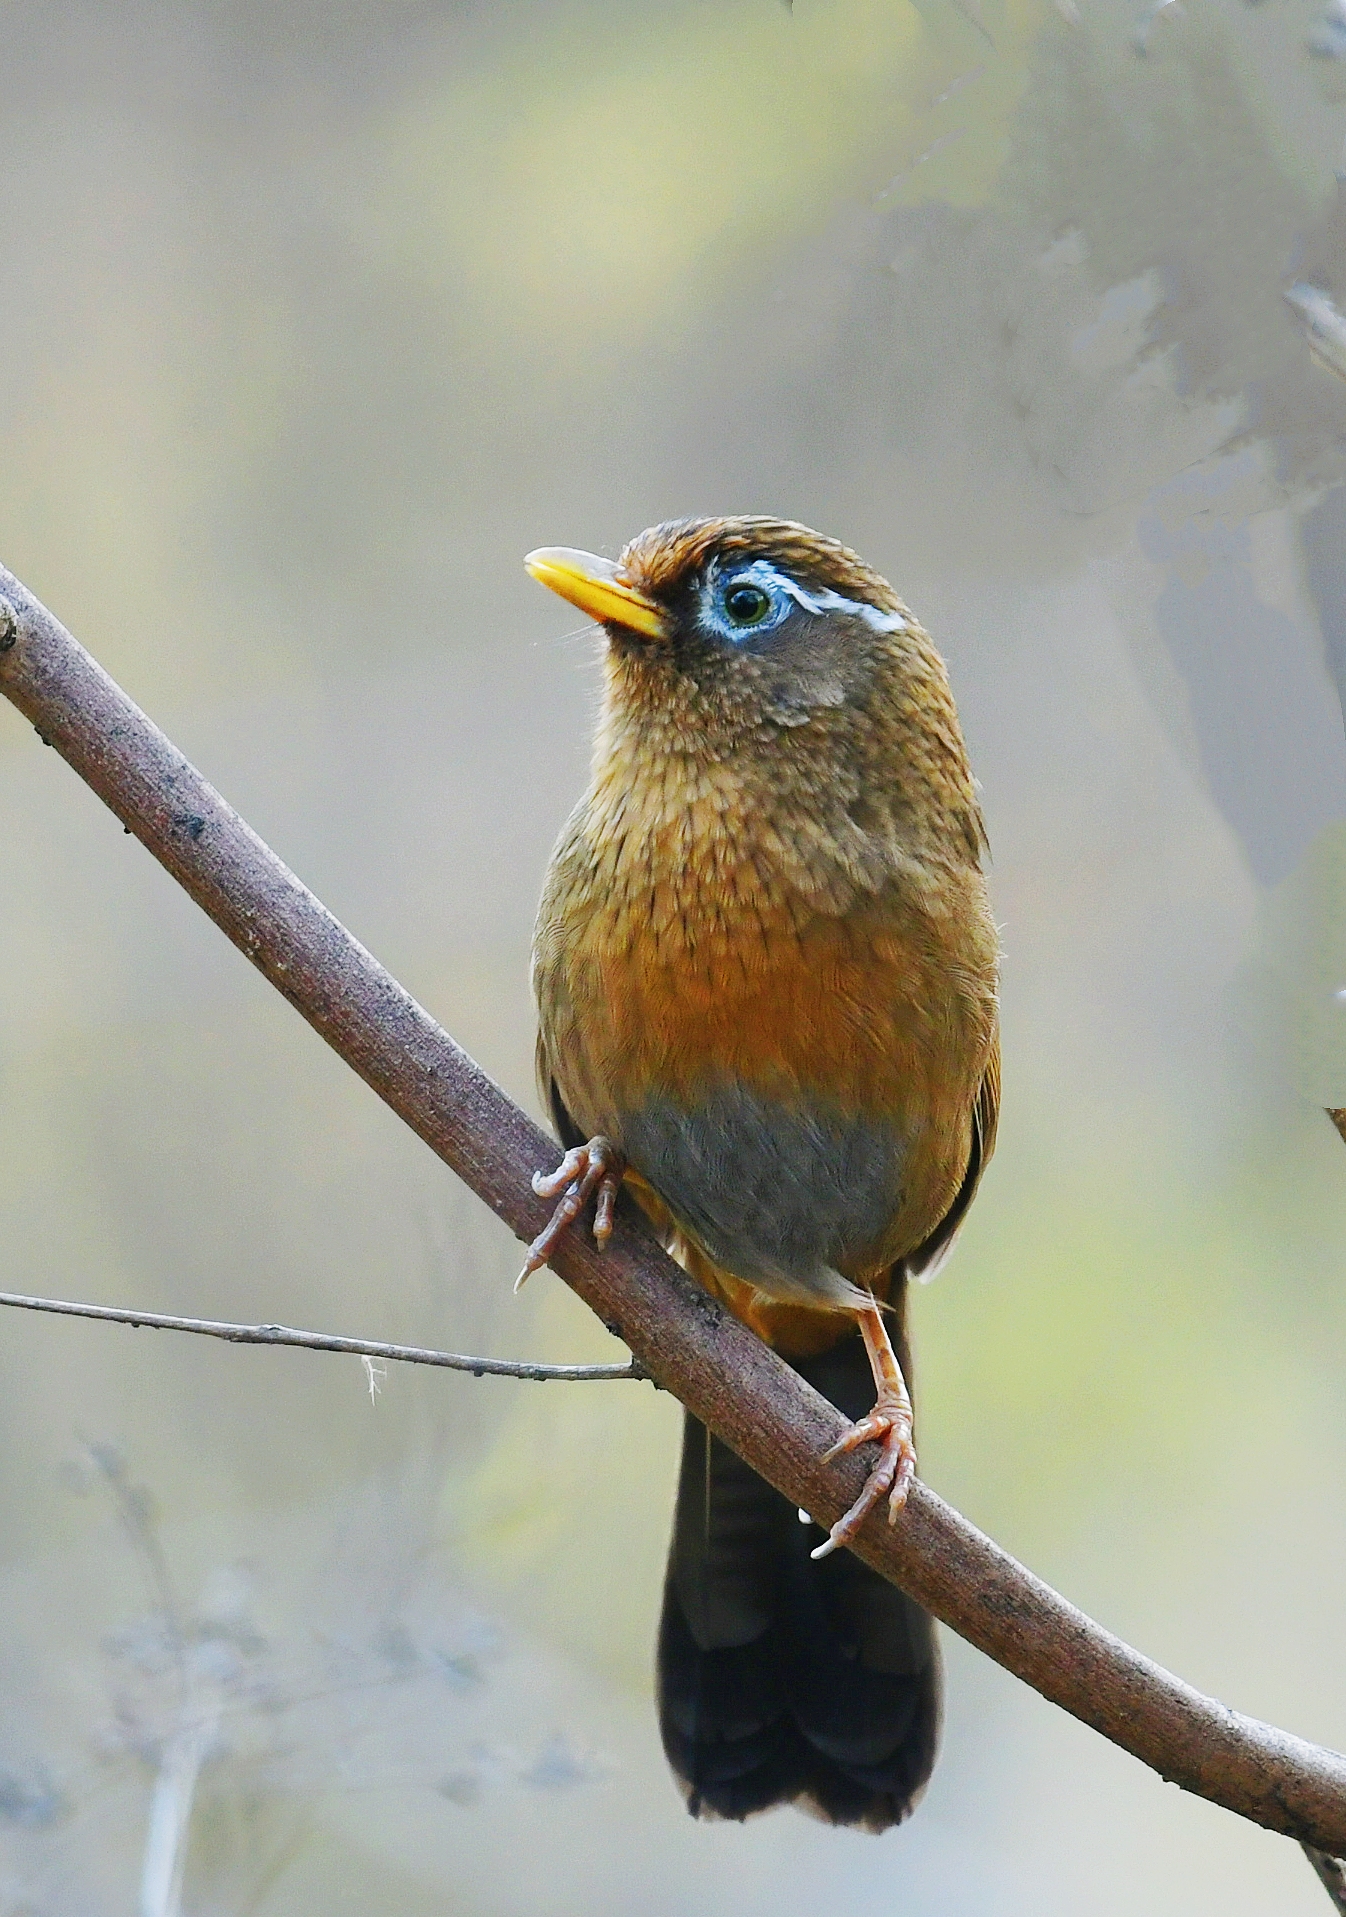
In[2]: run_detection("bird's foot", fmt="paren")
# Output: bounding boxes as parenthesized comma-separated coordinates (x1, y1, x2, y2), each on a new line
(515, 1136, 624, 1290)
(811, 1299, 916, 1560)
(810, 1391, 916, 1559)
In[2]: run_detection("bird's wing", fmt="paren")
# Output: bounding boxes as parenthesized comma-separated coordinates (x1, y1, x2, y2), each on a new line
(905, 1033, 1000, 1284)
(535, 1028, 586, 1151)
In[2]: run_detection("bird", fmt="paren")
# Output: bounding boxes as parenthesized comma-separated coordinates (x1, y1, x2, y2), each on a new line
(520, 516, 1000, 1832)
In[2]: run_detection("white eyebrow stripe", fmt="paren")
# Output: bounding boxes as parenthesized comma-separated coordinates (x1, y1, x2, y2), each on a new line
(723, 558, 908, 634)
(784, 579, 908, 633)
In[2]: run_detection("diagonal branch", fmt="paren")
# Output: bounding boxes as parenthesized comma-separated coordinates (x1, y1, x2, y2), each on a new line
(0, 1287, 645, 1380)
(1, 566, 1344, 1851)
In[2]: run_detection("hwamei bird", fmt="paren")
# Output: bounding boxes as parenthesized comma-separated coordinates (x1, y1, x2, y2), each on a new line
(521, 516, 999, 1832)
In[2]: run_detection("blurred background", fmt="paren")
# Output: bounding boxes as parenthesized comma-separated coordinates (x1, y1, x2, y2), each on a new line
(0, 0, 1345, 1908)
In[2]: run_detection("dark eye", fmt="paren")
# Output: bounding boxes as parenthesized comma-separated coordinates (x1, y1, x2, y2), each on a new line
(724, 582, 772, 626)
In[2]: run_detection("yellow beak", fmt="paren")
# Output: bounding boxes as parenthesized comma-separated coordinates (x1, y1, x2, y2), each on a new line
(524, 547, 667, 641)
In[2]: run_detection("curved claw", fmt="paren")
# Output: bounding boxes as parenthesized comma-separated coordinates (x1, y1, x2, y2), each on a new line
(811, 1397, 916, 1561)
(516, 1136, 624, 1289)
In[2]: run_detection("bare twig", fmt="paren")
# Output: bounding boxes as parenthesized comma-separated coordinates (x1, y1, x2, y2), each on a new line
(1, 566, 1345, 1850)
(0, 1289, 645, 1381)
(1306, 1846, 1346, 1915)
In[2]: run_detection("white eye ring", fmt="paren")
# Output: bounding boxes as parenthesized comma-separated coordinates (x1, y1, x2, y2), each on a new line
(702, 561, 791, 643)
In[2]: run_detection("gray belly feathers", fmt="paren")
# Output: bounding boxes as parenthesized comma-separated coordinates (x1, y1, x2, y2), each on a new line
(618, 1083, 906, 1310)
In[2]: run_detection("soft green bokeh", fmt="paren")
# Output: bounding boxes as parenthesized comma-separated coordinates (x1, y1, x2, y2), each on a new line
(358, 0, 1048, 359)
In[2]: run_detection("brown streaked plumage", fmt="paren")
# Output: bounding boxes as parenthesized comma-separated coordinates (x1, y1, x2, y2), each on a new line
(523, 516, 999, 1831)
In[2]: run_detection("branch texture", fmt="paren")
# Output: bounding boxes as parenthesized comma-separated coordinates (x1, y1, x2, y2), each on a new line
(0, 1289, 645, 1380)
(1, 566, 1344, 1850)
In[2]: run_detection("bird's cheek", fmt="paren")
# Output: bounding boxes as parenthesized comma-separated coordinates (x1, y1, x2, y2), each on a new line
(761, 668, 849, 725)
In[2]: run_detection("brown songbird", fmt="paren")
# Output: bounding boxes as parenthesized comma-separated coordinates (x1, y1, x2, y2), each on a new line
(522, 517, 999, 1831)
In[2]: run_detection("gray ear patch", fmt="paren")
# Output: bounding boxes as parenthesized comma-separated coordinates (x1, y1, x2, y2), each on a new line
(764, 664, 850, 725)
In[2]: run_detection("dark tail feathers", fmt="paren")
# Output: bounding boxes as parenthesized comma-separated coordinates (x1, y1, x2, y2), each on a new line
(656, 1323, 941, 1831)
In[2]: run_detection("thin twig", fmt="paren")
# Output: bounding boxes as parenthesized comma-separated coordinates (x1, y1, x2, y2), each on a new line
(1306, 1846, 1346, 1915)
(0, 1289, 645, 1381)
(1, 566, 1345, 1851)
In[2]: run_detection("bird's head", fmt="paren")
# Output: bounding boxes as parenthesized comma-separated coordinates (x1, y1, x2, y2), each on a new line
(525, 516, 983, 865)
(525, 516, 924, 737)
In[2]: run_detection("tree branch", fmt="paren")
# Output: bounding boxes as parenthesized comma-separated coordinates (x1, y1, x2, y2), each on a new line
(1, 567, 1344, 1851)
(0, 1289, 646, 1380)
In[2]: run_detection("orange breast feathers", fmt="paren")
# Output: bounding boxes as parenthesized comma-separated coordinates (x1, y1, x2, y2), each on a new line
(533, 734, 1000, 1344)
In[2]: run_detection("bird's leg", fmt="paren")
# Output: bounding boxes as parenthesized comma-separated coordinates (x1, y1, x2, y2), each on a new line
(515, 1136, 625, 1290)
(811, 1301, 916, 1561)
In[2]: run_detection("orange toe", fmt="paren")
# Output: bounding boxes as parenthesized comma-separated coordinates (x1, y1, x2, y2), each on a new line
(516, 1137, 624, 1289)
(812, 1395, 915, 1560)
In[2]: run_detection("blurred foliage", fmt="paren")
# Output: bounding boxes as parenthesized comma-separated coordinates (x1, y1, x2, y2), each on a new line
(356, 0, 1048, 358)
